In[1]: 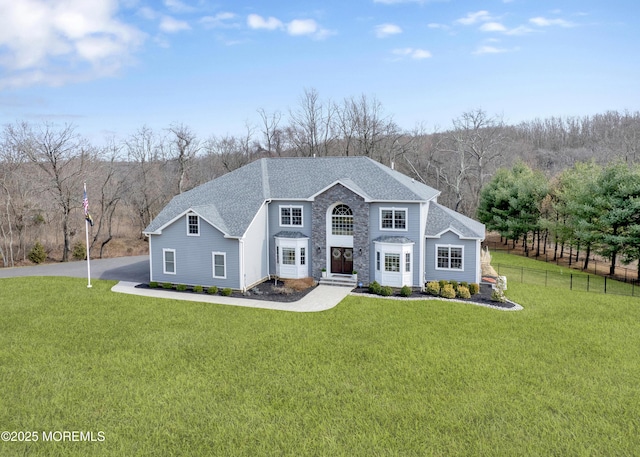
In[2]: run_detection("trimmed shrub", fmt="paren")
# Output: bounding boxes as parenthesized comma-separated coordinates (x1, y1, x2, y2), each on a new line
(438, 279, 448, 290)
(460, 281, 469, 289)
(149, 281, 158, 288)
(162, 282, 173, 289)
(28, 241, 47, 264)
(450, 280, 459, 290)
(368, 281, 382, 295)
(207, 286, 218, 295)
(176, 284, 187, 291)
(400, 285, 412, 297)
(193, 285, 203, 293)
(469, 283, 480, 295)
(439, 284, 456, 299)
(380, 286, 393, 297)
(456, 285, 471, 299)
(72, 241, 86, 260)
(426, 281, 440, 296)
(221, 287, 233, 296)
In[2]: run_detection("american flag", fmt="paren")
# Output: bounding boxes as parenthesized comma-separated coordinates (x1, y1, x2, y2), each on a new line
(83, 184, 93, 226)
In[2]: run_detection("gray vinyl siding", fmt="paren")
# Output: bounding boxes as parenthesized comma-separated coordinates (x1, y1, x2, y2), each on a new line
(150, 214, 240, 289)
(242, 203, 269, 288)
(425, 231, 479, 284)
(268, 201, 312, 274)
(369, 202, 422, 286)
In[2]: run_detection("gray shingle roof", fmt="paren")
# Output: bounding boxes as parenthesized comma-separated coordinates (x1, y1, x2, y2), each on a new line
(425, 202, 485, 240)
(144, 156, 442, 237)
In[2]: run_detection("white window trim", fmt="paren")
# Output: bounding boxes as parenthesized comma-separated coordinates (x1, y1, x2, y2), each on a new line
(186, 213, 200, 236)
(379, 207, 408, 231)
(212, 251, 227, 279)
(435, 244, 465, 271)
(163, 248, 176, 275)
(279, 205, 304, 228)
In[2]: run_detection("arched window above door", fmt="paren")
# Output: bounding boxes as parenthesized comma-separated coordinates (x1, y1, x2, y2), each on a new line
(332, 204, 353, 236)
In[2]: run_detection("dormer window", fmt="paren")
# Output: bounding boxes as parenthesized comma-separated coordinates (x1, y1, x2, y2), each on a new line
(187, 213, 200, 236)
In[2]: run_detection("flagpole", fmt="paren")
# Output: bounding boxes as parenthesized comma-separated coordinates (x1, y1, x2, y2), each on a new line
(84, 183, 92, 288)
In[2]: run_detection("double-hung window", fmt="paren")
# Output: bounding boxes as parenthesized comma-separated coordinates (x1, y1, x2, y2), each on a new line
(163, 248, 176, 274)
(436, 245, 463, 270)
(212, 252, 226, 278)
(380, 208, 407, 231)
(280, 205, 303, 227)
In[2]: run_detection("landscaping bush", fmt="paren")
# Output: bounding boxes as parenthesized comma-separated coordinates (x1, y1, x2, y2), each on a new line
(380, 286, 393, 297)
(460, 281, 469, 289)
(176, 284, 187, 291)
(207, 286, 218, 295)
(162, 282, 173, 289)
(469, 283, 479, 295)
(400, 285, 412, 297)
(221, 288, 233, 296)
(72, 241, 86, 260)
(149, 281, 158, 288)
(438, 279, 448, 290)
(28, 241, 47, 264)
(368, 281, 382, 295)
(450, 280, 459, 290)
(439, 284, 456, 299)
(456, 285, 471, 299)
(426, 281, 440, 296)
(193, 285, 203, 293)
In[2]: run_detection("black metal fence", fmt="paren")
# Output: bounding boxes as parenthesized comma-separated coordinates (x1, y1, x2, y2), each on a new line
(484, 240, 640, 285)
(493, 262, 639, 298)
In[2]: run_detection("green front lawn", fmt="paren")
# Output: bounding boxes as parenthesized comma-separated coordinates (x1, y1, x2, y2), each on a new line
(1, 270, 639, 456)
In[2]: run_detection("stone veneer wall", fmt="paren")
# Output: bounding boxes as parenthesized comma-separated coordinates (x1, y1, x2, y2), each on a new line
(312, 184, 370, 284)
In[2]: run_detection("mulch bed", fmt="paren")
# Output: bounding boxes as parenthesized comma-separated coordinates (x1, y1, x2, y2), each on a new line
(138, 280, 516, 308)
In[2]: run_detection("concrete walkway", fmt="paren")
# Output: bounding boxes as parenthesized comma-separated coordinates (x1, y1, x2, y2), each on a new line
(111, 281, 353, 312)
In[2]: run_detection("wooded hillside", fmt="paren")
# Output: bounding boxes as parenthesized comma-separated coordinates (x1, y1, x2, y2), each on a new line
(1, 88, 638, 266)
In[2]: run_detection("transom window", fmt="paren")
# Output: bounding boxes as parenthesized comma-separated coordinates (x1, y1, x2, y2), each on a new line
(437, 245, 463, 270)
(187, 214, 199, 236)
(380, 208, 407, 231)
(332, 204, 353, 236)
(280, 206, 303, 227)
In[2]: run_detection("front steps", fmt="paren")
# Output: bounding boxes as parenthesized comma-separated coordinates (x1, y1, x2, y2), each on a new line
(319, 275, 358, 288)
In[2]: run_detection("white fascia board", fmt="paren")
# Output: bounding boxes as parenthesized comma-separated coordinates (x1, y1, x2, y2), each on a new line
(307, 179, 373, 202)
(144, 207, 232, 238)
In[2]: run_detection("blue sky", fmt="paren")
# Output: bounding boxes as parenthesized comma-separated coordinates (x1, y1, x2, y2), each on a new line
(0, 0, 638, 143)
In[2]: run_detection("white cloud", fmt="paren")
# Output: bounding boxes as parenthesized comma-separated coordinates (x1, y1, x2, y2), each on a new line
(200, 12, 237, 29)
(473, 45, 507, 55)
(247, 14, 333, 39)
(0, 0, 145, 88)
(529, 16, 574, 27)
(287, 19, 318, 36)
(393, 47, 432, 60)
(159, 16, 190, 33)
(247, 14, 283, 31)
(163, 0, 195, 14)
(375, 23, 402, 38)
(479, 22, 507, 32)
(427, 23, 449, 30)
(456, 11, 492, 25)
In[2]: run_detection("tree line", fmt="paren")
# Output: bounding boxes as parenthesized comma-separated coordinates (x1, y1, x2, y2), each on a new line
(0, 87, 638, 266)
(478, 160, 640, 280)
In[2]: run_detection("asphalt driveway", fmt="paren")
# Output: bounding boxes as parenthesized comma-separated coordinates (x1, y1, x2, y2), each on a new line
(0, 255, 150, 284)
